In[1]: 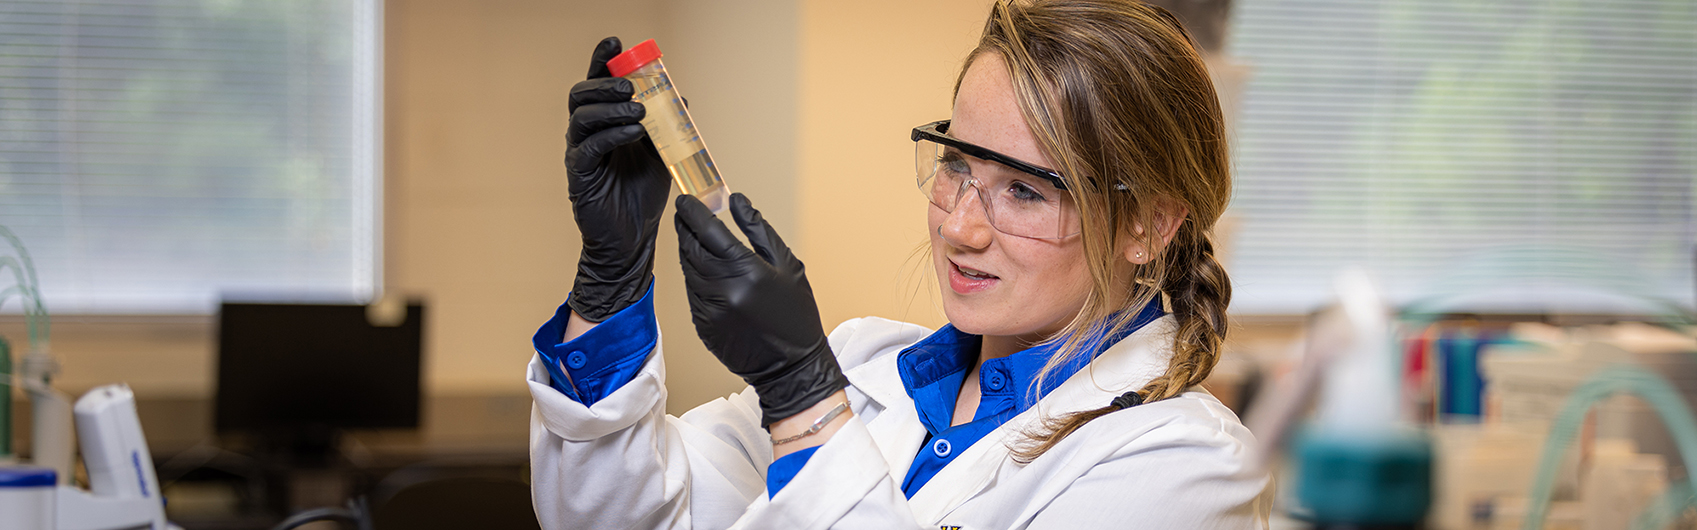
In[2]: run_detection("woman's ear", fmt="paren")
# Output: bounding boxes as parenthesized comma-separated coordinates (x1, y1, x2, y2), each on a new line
(1152, 200, 1190, 247)
(1121, 199, 1190, 264)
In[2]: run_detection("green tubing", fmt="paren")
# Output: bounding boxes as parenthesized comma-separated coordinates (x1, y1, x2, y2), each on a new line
(0, 284, 34, 324)
(0, 290, 43, 350)
(0, 258, 26, 296)
(0, 227, 40, 292)
(0, 257, 45, 345)
(1523, 365, 1697, 530)
(1630, 483, 1695, 530)
(0, 224, 49, 348)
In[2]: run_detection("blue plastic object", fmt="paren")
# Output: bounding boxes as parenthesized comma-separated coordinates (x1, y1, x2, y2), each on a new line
(0, 466, 55, 488)
(1438, 331, 1482, 418)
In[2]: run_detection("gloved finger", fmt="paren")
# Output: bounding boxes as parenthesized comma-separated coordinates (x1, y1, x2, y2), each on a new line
(566, 124, 645, 176)
(586, 36, 621, 79)
(568, 77, 635, 113)
(675, 209, 730, 288)
(675, 195, 753, 261)
(728, 193, 795, 268)
(567, 101, 645, 145)
(675, 211, 707, 277)
(675, 201, 724, 279)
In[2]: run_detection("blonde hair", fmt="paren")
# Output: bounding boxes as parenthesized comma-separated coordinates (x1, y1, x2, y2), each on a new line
(955, 0, 1233, 462)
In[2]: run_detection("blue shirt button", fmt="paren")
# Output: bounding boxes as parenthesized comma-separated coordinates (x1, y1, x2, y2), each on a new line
(985, 371, 1006, 391)
(565, 351, 588, 370)
(932, 438, 952, 458)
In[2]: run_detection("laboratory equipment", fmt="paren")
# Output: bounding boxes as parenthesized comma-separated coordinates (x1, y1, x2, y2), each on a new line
(605, 38, 730, 213)
(22, 349, 72, 486)
(1248, 269, 1432, 528)
(0, 224, 74, 484)
(0, 384, 176, 530)
(0, 225, 181, 529)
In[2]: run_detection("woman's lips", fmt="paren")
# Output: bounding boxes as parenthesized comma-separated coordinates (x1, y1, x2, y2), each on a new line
(949, 260, 999, 294)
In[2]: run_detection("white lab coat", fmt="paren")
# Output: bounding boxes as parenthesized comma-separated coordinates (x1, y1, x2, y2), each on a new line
(528, 315, 1272, 529)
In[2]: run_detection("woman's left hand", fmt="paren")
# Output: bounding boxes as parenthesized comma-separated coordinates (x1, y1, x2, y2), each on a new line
(674, 193, 849, 428)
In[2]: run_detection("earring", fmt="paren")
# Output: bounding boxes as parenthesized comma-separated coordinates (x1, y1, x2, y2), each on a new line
(1135, 250, 1145, 260)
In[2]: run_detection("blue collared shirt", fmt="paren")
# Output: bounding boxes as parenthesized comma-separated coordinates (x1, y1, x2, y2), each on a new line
(532, 283, 658, 405)
(766, 300, 1166, 498)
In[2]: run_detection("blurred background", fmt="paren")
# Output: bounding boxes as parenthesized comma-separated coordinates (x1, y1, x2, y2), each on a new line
(0, 0, 1691, 528)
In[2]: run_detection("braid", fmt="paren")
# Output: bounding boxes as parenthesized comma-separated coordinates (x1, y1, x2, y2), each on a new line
(1011, 229, 1231, 463)
(1140, 230, 1230, 401)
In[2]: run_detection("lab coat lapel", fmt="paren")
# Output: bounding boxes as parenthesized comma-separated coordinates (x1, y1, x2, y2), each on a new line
(843, 347, 929, 484)
(906, 316, 1178, 524)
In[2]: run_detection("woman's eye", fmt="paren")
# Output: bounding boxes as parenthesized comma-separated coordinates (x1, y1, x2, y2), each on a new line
(938, 156, 970, 177)
(1008, 181, 1047, 203)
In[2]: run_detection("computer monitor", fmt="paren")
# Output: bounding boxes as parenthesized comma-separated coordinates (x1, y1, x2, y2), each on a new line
(215, 301, 424, 445)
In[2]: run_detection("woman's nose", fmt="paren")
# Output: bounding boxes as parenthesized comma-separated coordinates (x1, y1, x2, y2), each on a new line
(939, 187, 994, 250)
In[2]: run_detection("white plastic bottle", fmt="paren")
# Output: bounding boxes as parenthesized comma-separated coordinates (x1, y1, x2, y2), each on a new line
(607, 39, 730, 213)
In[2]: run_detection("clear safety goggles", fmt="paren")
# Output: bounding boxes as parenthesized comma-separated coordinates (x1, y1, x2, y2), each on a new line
(912, 120, 1081, 240)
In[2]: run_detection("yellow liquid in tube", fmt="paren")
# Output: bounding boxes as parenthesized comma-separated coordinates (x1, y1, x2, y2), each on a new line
(624, 61, 729, 213)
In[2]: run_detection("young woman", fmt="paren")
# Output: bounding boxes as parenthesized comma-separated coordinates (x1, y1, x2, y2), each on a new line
(531, 1, 1270, 528)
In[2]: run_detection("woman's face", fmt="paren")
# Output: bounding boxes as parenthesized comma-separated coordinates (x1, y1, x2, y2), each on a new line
(930, 54, 1094, 341)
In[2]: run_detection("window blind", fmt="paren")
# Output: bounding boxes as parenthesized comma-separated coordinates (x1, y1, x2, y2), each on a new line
(0, 0, 380, 314)
(1225, 0, 1695, 315)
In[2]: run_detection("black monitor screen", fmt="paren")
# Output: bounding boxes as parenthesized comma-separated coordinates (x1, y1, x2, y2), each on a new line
(215, 302, 423, 433)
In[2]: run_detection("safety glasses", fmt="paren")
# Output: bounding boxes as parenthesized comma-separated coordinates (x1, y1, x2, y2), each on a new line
(912, 120, 1080, 240)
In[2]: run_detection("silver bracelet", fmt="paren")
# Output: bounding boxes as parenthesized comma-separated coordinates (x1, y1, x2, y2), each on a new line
(770, 401, 849, 445)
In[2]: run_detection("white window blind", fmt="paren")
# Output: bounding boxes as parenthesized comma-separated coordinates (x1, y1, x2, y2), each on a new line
(0, 0, 380, 314)
(1225, 0, 1696, 316)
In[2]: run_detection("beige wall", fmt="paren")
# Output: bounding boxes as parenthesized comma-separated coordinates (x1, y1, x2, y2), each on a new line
(795, 0, 994, 332)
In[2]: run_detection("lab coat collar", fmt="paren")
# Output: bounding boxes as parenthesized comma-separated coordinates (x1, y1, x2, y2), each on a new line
(842, 341, 929, 483)
(893, 300, 1165, 435)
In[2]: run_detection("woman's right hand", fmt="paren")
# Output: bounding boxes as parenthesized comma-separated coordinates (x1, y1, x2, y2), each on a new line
(674, 193, 850, 428)
(564, 36, 672, 322)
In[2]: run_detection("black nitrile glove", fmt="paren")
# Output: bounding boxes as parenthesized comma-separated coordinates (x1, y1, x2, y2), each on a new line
(565, 37, 673, 322)
(675, 193, 849, 427)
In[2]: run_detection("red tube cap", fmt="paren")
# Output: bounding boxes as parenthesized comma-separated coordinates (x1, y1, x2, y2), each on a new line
(607, 39, 662, 77)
